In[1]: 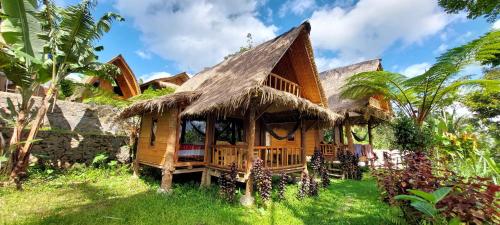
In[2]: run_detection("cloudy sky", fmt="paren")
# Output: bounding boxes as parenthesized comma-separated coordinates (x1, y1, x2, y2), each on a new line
(64, 0, 497, 82)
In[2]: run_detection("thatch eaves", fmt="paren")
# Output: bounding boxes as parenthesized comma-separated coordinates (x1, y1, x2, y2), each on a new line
(319, 59, 383, 115)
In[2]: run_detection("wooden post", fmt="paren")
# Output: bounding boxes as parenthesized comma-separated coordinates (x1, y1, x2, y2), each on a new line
(241, 108, 255, 207)
(345, 114, 354, 153)
(132, 157, 140, 178)
(300, 118, 308, 175)
(160, 108, 179, 192)
(201, 115, 215, 187)
(334, 126, 341, 145)
(368, 119, 373, 147)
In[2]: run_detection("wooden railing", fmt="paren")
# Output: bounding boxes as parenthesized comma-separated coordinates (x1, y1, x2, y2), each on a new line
(209, 145, 303, 171)
(319, 144, 348, 160)
(210, 145, 246, 171)
(253, 146, 302, 170)
(265, 73, 301, 97)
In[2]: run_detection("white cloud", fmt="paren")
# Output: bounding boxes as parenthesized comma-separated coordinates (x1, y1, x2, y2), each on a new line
(309, 0, 456, 68)
(279, 0, 316, 17)
(114, 0, 277, 72)
(433, 43, 448, 54)
(493, 20, 500, 29)
(135, 50, 152, 59)
(140, 71, 172, 82)
(400, 62, 431, 77)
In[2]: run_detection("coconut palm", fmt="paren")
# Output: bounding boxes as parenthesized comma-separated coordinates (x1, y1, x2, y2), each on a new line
(0, 0, 123, 187)
(340, 30, 500, 126)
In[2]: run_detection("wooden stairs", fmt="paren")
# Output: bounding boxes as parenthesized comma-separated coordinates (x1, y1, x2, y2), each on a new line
(326, 161, 344, 179)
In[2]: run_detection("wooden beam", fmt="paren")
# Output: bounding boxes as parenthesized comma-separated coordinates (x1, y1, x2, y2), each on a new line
(368, 119, 373, 147)
(241, 107, 256, 206)
(300, 118, 308, 174)
(345, 113, 354, 153)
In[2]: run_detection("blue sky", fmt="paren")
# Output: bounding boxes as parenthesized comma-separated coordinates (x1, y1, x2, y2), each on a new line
(62, 0, 498, 82)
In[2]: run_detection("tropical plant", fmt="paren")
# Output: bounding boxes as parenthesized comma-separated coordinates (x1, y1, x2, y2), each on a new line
(0, 0, 123, 187)
(277, 172, 289, 200)
(308, 176, 319, 197)
(337, 150, 362, 180)
(438, 0, 499, 23)
(340, 30, 500, 126)
(251, 158, 272, 202)
(297, 171, 309, 199)
(393, 116, 434, 153)
(395, 187, 457, 224)
(219, 162, 237, 203)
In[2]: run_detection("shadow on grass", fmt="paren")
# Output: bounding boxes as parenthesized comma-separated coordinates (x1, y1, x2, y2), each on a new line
(280, 178, 404, 225)
(22, 182, 250, 225)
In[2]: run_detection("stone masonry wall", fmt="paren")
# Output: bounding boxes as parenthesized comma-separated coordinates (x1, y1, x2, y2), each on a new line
(0, 92, 129, 135)
(1, 128, 130, 167)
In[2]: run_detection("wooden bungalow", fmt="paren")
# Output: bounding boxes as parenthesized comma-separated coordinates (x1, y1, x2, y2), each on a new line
(119, 22, 342, 203)
(318, 59, 392, 161)
(87, 54, 141, 99)
(139, 72, 189, 92)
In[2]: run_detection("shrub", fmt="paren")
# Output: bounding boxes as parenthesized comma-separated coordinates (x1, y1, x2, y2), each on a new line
(251, 158, 272, 202)
(278, 172, 289, 200)
(337, 150, 362, 180)
(308, 176, 319, 197)
(320, 166, 330, 188)
(311, 149, 324, 174)
(218, 163, 237, 203)
(392, 116, 433, 153)
(297, 171, 309, 199)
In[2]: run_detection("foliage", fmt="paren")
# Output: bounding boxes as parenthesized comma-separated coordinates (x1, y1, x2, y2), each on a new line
(393, 116, 434, 153)
(340, 30, 500, 126)
(337, 150, 362, 180)
(462, 90, 500, 119)
(251, 158, 272, 202)
(277, 172, 289, 201)
(438, 0, 499, 23)
(83, 89, 130, 108)
(310, 149, 324, 174)
(58, 79, 76, 98)
(374, 151, 500, 224)
(129, 87, 175, 102)
(297, 171, 309, 199)
(395, 187, 453, 223)
(373, 123, 395, 149)
(308, 176, 319, 197)
(218, 162, 237, 203)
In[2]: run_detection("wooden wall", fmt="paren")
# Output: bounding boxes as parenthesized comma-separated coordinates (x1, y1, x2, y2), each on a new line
(268, 125, 318, 156)
(136, 108, 179, 167)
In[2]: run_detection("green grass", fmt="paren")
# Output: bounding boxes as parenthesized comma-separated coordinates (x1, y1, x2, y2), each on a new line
(0, 168, 404, 225)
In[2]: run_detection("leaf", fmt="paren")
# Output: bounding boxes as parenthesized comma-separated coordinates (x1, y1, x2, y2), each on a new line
(410, 201, 438, 218)
(408, 189, 436, 203)
(394, 194, 426, 202)
(431, 187, 452, 203)
(448, 217, 462, 225)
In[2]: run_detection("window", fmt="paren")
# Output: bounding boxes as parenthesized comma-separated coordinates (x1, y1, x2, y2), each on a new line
(150, 118, 158, 146)
(179, 119, 206, 162)
(215, 118, 244, 144)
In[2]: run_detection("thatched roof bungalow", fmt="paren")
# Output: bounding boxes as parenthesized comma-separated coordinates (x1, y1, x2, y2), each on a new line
(139, 72, 190, 92)
(119, 22, 341, 199)
(318, 59, 392, 160)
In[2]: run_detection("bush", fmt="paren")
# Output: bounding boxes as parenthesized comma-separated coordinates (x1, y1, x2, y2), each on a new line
(337, 150, 362, 180)
(392, 116, 433, 153)
(251, 158, 272, 202)
(308, 176, 319, 197)
(277, 172, 289, 200)
(297, 171, 309, 199)
(218, 163, 237, 203)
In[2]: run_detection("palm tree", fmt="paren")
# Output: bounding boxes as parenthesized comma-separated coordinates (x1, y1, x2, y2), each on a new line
(0, 0, 123, 187)
(340, 30, 500, 126)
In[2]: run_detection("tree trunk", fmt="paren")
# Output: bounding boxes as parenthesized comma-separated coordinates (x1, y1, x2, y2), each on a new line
(9, 86, 55, 188)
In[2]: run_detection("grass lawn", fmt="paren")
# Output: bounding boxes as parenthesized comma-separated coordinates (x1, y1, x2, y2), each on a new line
(0, 168, 404, 225)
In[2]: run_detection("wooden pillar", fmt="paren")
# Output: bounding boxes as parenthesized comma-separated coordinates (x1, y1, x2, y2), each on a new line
(300, 118, 308, 175)
(241, 108, 255, 207)
(132, 157, 140, 178)
(160, 108, 178, 192)
(201, 115, 215, 187)
(368, 120, 373, 147)
(345, 114, 354, 153)
(334, 126, 341, 145)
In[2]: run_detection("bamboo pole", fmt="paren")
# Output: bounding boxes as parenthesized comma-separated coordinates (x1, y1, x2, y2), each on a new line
(241, 107, 255, 207)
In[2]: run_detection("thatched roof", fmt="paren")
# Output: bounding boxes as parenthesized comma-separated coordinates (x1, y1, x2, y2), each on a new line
(119, 22, 341, 125)
(319, 59, 383, 115)
(140, 72, 189, 92)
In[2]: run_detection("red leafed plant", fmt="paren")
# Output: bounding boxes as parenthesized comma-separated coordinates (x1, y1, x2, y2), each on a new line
(438, 177, 500, 224)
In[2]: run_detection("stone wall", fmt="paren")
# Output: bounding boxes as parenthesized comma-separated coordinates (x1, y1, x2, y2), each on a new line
(0, 92, 130, 135)
(1, 128, 130, 167)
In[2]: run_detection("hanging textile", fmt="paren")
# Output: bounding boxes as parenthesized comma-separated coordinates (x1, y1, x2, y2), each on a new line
(351, 131, 367, 142)
(263, 121, 300, 140)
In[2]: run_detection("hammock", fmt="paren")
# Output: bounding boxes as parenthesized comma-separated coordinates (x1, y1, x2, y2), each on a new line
(352, 131, 367, 142)
(263, 120, 300, 140)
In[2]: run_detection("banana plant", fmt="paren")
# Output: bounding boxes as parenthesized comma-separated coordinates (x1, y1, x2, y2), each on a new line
(395, 187, 460, 224)
(1, 0, 123, 188)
